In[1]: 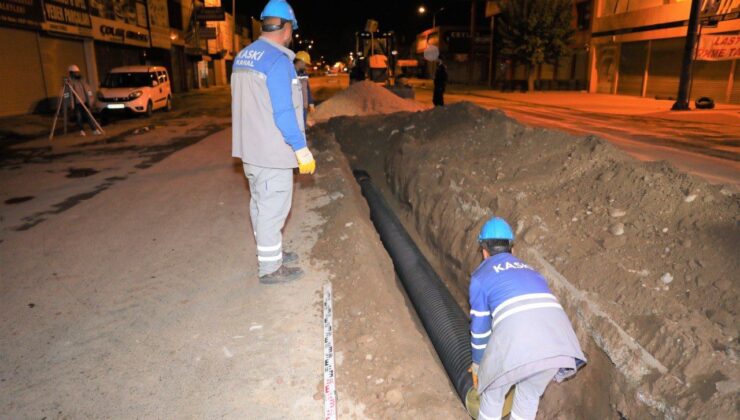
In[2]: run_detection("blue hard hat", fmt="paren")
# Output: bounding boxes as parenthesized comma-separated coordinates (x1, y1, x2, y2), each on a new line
(260, 0, 298, 30)
(478, 217, 514, 241)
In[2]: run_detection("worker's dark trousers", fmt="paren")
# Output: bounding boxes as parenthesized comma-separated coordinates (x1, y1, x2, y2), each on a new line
(74, 107, 95, 130)
(433, 87, 445, 106)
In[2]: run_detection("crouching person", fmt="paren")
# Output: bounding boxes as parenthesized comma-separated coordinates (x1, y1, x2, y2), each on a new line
(469, 217, 586, 420)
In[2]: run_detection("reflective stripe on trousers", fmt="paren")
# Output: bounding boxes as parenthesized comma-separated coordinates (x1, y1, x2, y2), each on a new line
(243, 163, 294, 276)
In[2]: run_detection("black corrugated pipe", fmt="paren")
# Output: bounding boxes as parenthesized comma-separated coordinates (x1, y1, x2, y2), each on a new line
(353, 170, 474, 406)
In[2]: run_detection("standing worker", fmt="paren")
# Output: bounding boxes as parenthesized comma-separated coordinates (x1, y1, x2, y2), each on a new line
(294, 51, 315, 126)
(231, 0, 316, 284)
(67, 65, 100, 136)
(469, 217, 586, 420)
(433, 58, 448, 107)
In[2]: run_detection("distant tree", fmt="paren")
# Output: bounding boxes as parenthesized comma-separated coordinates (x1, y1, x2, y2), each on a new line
(497, 0, 574, 92)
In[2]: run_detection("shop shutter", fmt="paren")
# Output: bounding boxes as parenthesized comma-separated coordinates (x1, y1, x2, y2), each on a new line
(540, 63, 555, 80)
(38, 34, 88, 100)
(617, 41, 648, 97)
(731, 60, 740, 104)
(646, 38, 683, 99)
(690, 60, 732, 103)
(574, 50, 589, 86)
(0, 27, 46, 116)
(595, 44, 618, 93)
(557, 54, 574, 80)
(94, 43, 142, 83)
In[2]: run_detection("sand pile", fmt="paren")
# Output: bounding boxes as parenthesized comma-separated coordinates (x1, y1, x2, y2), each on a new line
(317, 102, 739, 419)
(311, 81, 427, 123)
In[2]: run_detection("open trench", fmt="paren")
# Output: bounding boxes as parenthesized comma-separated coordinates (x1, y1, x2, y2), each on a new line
(313, 126, 617, 420)
(310, 104, 740, 419)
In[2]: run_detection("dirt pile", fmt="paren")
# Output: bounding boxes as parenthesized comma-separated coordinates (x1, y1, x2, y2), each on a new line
(317, 102, 739, 419)
(312, 81, 427, 123)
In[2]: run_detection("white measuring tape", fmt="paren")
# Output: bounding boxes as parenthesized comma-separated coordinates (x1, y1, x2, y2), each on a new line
(323, 282, 337, 420)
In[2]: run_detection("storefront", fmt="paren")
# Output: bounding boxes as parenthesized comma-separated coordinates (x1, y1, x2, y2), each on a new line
(590, 0, 740, 103)
(0, 0, 95, 116)
(88, 0, 150, 81)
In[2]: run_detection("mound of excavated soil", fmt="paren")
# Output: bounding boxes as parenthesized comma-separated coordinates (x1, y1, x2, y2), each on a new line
(317, 102, 739, 419)
(311, 81, 427, 123)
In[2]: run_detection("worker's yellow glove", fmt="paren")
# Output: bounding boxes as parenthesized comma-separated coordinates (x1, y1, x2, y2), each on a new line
(468, 362, 479, 389)
(295, 147, 316, 175)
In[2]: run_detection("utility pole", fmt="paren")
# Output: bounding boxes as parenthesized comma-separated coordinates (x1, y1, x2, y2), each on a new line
(671, 0, 702, 111)
(469, 0, 477, 84)
(232, 0, 236, 53)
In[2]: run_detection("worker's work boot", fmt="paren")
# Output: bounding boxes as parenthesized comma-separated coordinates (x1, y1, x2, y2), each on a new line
(259, 265, 303, 285)
(283, 251, 299, 264)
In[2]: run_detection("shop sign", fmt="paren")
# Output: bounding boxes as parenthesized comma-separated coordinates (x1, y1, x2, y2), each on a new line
(485, 0, 501, 18)
(148, 0, 170, 49)
(198, 26, 216, 39)
(697, 34, 740, 61)
(195, 6, 223, 22)
(88, 0, 146, 26)
(40, 0, 92, 36)
(91, 15, 149, 47)
(0, 0, 43, 29)
(700, 0, 740, 24)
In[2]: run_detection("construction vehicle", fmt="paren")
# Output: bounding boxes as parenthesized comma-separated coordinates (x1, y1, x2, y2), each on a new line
(354, 19, 395, 83)
(353, 19, 414, 99)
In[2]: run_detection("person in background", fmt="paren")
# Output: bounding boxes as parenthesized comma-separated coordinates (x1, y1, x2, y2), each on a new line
(294, 50, 315, 126)
(67, 64, 100, 136)
(349, 62, 365, 83)
(469, 216, 586, 420)
(433, 58, 448, 107)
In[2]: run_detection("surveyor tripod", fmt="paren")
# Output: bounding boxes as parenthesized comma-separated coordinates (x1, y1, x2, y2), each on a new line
(49, 77, 105, 140)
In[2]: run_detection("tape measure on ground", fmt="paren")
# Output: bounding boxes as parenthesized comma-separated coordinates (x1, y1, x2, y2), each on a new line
(323, 282, 337, 420)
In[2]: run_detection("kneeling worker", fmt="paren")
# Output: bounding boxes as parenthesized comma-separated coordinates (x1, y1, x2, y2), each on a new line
(469, 217, 586, 420)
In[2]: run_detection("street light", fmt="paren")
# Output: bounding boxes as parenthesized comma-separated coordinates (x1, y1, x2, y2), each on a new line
(418, 5, 445, 28)
(432, 7, 445, 28)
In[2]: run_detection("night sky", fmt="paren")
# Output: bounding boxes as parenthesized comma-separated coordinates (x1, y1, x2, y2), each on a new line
(228, 0, 487, 61)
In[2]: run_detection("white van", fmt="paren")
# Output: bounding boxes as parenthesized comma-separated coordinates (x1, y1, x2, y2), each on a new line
(97, 66, 172, 116)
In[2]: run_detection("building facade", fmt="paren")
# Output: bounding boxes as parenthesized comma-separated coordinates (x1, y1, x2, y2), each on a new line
(589, 0, 740, 103)
(483, 0, 593, 91)
(0, 0, 97, 115)
(0, 0, 250, 117)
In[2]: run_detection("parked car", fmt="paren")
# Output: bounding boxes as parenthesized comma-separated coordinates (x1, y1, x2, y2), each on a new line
(96, 66, 172, 117)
